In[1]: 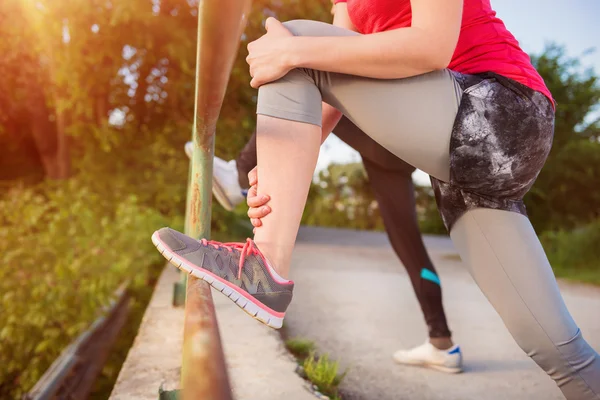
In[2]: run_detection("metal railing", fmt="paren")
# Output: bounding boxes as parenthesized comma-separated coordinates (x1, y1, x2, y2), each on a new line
(175, 1, 253, 399)
(25, 283, 130, 400)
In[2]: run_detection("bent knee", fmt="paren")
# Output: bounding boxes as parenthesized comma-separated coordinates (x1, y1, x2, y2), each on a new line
(257, 69, 323, 126)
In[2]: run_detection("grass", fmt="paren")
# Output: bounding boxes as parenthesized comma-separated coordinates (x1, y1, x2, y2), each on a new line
(303, 351, 347, 400)
(540, 220, 600, 286)
(284, 338, 347, 400)
(285, 338, 315, 361)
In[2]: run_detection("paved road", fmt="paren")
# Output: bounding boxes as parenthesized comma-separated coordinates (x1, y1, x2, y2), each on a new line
(286, 226, 600, 400)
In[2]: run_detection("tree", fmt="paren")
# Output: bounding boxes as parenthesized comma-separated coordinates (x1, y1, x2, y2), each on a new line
(525, 44, 600, 231)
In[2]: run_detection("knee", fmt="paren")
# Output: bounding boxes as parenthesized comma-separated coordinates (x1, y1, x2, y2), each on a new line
(281, 19, 359, 38)
(282, 19, 331, 37)
(256, 68, 323, 126)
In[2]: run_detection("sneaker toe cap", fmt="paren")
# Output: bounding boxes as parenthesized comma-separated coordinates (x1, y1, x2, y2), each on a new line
(155, 227, 199, 253)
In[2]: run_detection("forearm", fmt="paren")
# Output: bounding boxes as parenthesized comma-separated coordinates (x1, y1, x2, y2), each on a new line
(287, 27, 455, 80)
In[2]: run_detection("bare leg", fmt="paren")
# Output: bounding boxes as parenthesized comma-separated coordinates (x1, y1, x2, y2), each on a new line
(252, 115, 321, 278)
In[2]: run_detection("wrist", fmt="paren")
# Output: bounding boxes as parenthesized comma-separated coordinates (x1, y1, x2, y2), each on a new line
(283, 36, 302, 69)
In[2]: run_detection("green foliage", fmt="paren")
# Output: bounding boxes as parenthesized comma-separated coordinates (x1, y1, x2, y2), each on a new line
(285, 338, 316, 360)
(0, 183, 175, 398)
(415, 185, 447, 235)
(527, 139, 600, 230)
(0, 125, 189, 397)
(526, 45, 600, 232)
(541, 219, 600, 285)
(0, 0, 333, 397)
(302, 163, 386, 231)
(303, 351, 348, 400)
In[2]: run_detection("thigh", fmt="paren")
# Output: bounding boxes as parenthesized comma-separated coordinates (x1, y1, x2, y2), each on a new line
(334, 116, 416, 174)
(282, 20, 462, 182)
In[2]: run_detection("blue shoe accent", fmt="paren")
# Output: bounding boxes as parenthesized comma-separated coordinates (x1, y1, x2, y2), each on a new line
(448, 346, 461, 355)
(241, 189, 248, 197)
(421, 268, 441, 286)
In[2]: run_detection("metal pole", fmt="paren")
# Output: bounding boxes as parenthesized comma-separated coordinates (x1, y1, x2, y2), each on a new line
(181, 1, 252, 399)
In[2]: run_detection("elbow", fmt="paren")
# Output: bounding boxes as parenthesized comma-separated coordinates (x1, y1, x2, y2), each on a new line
(428, 49, 453, 70)
(431, 56, 452, 70)
(424, 34, 458, 70)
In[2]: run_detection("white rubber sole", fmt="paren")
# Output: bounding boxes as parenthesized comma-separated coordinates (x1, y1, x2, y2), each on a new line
(393, 356, 462, 374)
(152, 232, 284, 329)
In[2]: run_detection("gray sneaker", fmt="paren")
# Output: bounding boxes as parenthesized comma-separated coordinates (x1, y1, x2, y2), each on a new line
(152, 227, 293, 329)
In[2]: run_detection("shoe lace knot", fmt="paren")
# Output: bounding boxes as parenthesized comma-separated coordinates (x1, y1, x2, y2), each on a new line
(200, 238, 258, 279)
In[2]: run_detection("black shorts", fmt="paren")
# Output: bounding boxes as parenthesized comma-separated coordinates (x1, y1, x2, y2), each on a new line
(431, 72, 555, 231)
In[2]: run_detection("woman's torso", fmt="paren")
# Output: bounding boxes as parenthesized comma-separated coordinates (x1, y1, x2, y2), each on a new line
(340, 0, 553, 102)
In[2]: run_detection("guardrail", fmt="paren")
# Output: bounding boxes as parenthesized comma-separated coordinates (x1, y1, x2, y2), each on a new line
(24, 283, 130, 400)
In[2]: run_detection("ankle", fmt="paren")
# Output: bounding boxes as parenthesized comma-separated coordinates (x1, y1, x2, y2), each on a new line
(429, 337, 454, 350)
(253, 240, 290, 279)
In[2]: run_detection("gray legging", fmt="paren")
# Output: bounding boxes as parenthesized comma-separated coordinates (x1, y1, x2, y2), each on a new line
(256, 20, 600, 400)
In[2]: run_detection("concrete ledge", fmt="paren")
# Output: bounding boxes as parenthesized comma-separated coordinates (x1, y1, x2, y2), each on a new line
(110, 266, 314, 400)
(109, 267, 183, 399)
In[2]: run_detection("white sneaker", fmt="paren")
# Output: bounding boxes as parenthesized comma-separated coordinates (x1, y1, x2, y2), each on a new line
(212, 157, 246, 211)
(393, 340, 463, 374)
(184, 142, 246, 211)
(184, 141, 194, 159)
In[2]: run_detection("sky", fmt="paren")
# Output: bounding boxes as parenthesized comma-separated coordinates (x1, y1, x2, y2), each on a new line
(315, 0, 600, 186)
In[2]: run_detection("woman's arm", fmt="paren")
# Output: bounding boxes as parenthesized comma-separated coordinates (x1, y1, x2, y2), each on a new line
(287, 0, 463, 79)
(319, 2, 358, 143)
(331, 2, 357, 32)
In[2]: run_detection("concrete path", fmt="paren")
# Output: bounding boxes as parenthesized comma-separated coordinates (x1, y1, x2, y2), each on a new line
(286, 226, 600, 400)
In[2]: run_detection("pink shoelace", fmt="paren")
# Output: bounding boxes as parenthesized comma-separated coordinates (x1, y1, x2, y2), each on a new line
(200, 238, 259, 279)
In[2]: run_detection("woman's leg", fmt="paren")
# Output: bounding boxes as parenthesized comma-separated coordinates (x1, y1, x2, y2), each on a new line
(253, 20, 461, 276)
(361, 157, 452, 344)
(451, 209, 600, 399)
(152, 19, 459, 328)
(155, 20, 598, 397)
(336, 116, 452, 344)
(253, 19, 600, 398)
(252, 116, 321, 278)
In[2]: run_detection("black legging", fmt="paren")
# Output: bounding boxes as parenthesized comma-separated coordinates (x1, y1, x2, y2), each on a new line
(235, 116, 451, 338)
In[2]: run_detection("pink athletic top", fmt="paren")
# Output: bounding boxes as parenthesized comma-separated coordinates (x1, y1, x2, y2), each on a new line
(333, 0, 553, 103)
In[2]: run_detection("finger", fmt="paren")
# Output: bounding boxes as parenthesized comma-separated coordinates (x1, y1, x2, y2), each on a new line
(248, 206, 270, 219)
(248, 167, 258, 186)
(253, 227, 257, 235)
(248, 205, 271, 219)
(251, 218, 262, 228)
(265, 17, 278, 31)
(247, 193, 270, 208)
(246, 187, 258, 206)
(265, 17, 290, 36)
